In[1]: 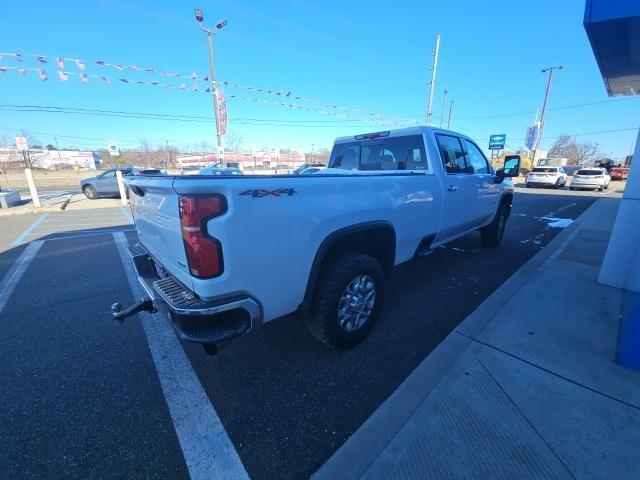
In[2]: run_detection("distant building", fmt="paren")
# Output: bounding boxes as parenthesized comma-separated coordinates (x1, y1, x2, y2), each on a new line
(0, 147, 101, 170)
(176, 149, 306, 170)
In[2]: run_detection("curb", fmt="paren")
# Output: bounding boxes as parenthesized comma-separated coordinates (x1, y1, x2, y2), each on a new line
(0, 193, 74, 216)
(312, 198, 614, 480)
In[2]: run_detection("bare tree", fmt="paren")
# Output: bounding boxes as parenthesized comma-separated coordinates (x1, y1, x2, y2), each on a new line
(548, 134, 603, 165)
(224, 133, 244, 152)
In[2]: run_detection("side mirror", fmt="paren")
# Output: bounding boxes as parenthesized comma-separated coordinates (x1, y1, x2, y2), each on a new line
(502, 155, 521, 177)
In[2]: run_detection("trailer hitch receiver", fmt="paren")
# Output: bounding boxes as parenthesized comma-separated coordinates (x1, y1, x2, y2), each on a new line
(111, 298, 157, 324)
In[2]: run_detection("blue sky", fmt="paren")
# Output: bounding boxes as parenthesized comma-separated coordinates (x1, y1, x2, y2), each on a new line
(1, 0, 638, 157)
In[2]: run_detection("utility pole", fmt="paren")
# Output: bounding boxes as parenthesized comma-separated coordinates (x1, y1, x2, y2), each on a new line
(447, 100, 454, 129)
(195, 9, 227, 162)
(426, 34, 440, 126)
(439, 90, 448, 128)
(531, 65, 563, 168)
(54, 137, 62, 163)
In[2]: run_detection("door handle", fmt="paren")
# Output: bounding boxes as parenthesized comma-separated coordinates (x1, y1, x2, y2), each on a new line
(447, 185, 459, 192)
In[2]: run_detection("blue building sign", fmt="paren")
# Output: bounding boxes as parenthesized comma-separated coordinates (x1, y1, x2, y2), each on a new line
(489, 134, 506, 150)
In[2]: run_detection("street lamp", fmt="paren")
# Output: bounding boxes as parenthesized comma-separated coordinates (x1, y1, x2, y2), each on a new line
(531, 65, 563, 168)
(194, 8, 227, 162)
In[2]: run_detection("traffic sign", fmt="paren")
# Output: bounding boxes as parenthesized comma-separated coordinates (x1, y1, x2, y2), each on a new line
(15, 136, 28, 151)
(489, 134, 506, 150)
(108, 141, 120, 157)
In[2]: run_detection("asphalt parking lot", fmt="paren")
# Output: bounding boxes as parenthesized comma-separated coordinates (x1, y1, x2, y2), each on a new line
(0, 184, 624, 479)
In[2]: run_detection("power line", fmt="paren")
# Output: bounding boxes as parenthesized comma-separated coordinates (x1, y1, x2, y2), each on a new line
(0, 106, 402, 128)
(454, 97, 638, 120)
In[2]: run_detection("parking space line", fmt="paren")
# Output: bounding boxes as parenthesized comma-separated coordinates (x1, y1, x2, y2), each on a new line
(0, 241, 44, 314)
(113, 232, 249, 480)
(23, 229, 136, 242)
(12, 214, 49, 246)
(118, 206, 134, 224)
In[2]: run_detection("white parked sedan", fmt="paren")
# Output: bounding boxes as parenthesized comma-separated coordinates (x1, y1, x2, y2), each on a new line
(526, 166, 568, 188)
(569, 168, 611, 191)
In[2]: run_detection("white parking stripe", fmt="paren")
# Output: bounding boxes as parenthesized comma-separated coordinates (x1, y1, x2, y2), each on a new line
(0, 241, 44, 314)
(113, 232, 249, 480)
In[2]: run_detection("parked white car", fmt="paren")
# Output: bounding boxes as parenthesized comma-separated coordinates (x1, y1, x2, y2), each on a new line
(114, 127, 521, 353)
(526, 166, 568, 188)
(569, 168, 611, 191)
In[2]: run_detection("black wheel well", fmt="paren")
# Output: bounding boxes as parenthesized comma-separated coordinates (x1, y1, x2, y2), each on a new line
(300, 223, 396, 312)
(501, 193, 513, 214)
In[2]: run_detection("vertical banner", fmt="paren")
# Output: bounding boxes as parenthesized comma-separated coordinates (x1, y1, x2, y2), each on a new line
(216, 90, 228, 136)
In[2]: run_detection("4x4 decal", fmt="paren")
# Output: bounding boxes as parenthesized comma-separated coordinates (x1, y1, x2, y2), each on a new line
(240, 188, 297, 198)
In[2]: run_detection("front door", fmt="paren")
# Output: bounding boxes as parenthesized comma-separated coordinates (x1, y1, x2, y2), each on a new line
(95, 170, 118, 194)
(461, 138, 500, 226)
(435, 134, 481, 240)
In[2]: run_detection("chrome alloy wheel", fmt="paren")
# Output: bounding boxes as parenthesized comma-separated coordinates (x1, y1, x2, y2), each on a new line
(337, 275, 376, 332)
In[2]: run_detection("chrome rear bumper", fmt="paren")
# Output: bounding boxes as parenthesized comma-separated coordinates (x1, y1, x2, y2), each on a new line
(127, 242, 262, 345)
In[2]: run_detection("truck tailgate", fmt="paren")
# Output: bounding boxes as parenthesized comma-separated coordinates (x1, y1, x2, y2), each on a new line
(127, 177, 194, 290)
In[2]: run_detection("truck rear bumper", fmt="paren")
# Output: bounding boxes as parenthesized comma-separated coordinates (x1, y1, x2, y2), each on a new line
(127, 242, 262, 345)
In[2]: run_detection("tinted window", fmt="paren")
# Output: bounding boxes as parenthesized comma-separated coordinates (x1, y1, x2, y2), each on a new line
(334, 143, 359, 169)
(577, 169, 603, 175)
(532, 167, 558, 173)
(101, 170, 116, 178)
(436, 134, 467, 174)
(331, 135, 427, 171)
(463, 139, 490, 174)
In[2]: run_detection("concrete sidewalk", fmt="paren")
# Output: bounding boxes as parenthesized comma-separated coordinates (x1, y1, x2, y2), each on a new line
(314, 198, 640, 480)
(0, 192, 73, 216)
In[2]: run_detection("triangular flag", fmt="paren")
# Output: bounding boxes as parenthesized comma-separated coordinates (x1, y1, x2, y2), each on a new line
(96, 76, 110, 83)
(119, 78, 130, 83)
(15, 53, 22, 62)
(56, 57, 64, 69)
(18, 67, 27, 75)
(192, 83, 199, 91)
(80, 73, 88, 85)
(36, 56, 47, 63)
(190, 72, 197, 79)
(75, 60, 85, 71)
(0, 67, 7, 73)
(95, 60, 106, 65)
(57, 71, 69, 81)
(38, 69, 47, 81)
(179, 83, 187, 89)
(113, 64, 125, 71)
(129, 65, 141, 71)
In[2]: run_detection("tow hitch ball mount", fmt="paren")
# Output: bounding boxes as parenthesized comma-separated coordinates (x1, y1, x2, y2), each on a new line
(111, 298, 157, 324)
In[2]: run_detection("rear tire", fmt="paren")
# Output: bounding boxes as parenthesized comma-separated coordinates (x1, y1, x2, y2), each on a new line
(598, 185, 604, 192)
(481, 202, 509, 247)
(305, 252, 386, 349)
(83, 185, 99, 199)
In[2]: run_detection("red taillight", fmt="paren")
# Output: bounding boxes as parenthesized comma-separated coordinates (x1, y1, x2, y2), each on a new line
(179, 195, 226, 278)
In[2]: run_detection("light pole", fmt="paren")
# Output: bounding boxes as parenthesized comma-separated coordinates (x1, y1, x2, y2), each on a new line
(426, 34, 441, 125)
(195, 9, 227, 161)
(531, 65, 563, 168)
(447, 100, 454, 129)
(439, 90, 448, 128)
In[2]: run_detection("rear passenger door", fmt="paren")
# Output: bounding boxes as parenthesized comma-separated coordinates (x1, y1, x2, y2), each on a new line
(435, 134, 482, 240)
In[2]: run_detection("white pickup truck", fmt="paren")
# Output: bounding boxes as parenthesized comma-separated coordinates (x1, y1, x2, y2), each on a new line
(112, 127, 520, 354)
